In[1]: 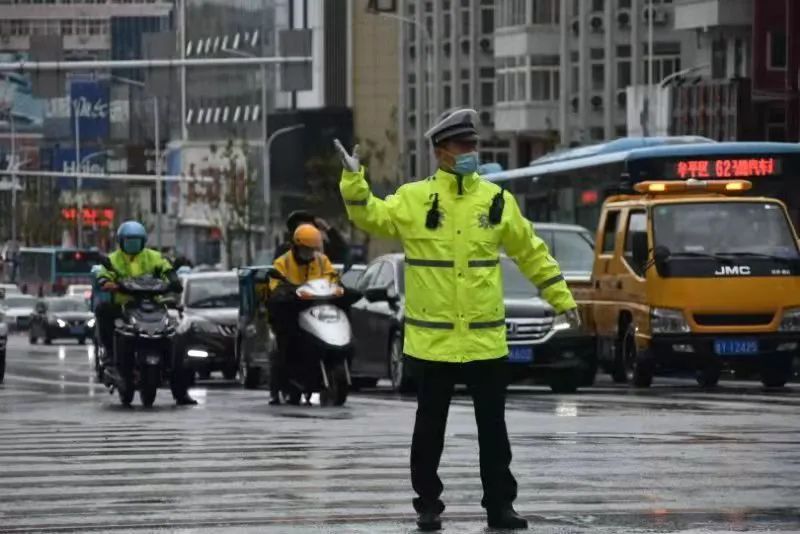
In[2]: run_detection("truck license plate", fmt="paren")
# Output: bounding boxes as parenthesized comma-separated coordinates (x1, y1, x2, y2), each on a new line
(714, 339, 758, 356)
(508, 346, 534, 363)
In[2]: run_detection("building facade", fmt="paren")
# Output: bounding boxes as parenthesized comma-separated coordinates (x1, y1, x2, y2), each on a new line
(495, 0, 696, 166)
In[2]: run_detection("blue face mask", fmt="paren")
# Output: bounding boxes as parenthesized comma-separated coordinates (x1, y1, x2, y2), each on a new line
(452, 151, 479, 175)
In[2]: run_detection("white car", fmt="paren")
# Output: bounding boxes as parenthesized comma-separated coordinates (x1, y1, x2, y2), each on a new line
(66, 284, 93, 299)
(0, 284, 21, 298)
(1, 295, 37, 331)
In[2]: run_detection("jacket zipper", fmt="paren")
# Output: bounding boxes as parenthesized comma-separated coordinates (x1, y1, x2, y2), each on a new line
(457, 175, 464, 196)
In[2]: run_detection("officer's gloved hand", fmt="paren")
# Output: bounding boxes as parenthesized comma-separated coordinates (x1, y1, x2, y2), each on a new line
(333, 139, 360, 172)
(564, 308, 582, 329)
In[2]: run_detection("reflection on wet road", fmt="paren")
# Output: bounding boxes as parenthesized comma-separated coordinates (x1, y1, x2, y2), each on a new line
(1, 334, 799, 533)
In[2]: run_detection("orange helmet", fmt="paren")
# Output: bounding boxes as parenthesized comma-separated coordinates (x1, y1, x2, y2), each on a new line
(293, 223, 323, 250)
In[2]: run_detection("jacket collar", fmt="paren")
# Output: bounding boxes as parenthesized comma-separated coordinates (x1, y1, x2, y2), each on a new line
(431, 168, 480, 195)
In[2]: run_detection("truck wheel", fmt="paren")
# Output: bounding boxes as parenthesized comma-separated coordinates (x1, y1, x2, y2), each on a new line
(140, 366, 160, 408)
(389, 332, 414, 393)
(621, 324, 653, 388)
(696, 366, 721, 388)
(320, 362, 348, 406)
(761, 369, 788, 388)
(548, 371, 579, 393)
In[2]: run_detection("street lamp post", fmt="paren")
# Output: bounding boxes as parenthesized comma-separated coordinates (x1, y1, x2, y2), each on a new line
(74, 106, 82, 248)
(9, 110, 16, 249)
(264, 123, 304, 239)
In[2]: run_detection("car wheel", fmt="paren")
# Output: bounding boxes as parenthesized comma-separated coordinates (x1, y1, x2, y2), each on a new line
(696, 366, 721, 388)
(621, 324, 652, 388)
(389, 332, 414, 393)
(222, 366, 237, 381)
(548, 371, 579, 393)
(43, 335, 52, 345)
(239, 356, 261, 389)
(78, 337, 86, 345)
(762, 368, 789, 388)
(197, 369, 211, 380)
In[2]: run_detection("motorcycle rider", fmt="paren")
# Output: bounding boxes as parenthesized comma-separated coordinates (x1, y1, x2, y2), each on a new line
(267, 223, 338, 405)
(273, 210, 351, 265)
(95, 220, 197, 406)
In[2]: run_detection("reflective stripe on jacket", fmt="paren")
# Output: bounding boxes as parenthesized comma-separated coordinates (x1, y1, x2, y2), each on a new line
(96, 248, 173, 306)
(340, 166, 576, 363)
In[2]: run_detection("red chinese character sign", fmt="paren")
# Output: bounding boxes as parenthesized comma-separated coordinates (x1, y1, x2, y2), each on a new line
(672, 158, 781, 179)
(61, 207, 115, 228)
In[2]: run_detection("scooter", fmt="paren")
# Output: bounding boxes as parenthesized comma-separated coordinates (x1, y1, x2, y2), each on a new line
(99, 257, 181, 408)
(268, 269, 354, 406)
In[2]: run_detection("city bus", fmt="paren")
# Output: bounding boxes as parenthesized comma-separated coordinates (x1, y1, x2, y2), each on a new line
(484, 137, 800, 231)
(16, 248, 103, 296)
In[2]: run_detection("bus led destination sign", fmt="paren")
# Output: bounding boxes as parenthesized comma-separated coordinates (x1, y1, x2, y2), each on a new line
(672, 158, 782, 179)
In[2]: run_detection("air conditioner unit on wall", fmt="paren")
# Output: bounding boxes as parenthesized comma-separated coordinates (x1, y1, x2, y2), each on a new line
(590, 15, 604, 33)
(617, 10, 631, 28)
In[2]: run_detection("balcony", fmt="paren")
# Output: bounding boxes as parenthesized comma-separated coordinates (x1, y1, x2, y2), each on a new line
(674, 0, 753, 30)
(494, 101, 559, 134)
(494, 24, 560, 58)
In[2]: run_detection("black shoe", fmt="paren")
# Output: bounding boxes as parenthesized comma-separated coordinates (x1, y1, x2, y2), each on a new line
(487, 506, 528, 529)
(416, 511, 442, 531)
(175, 395, 198, 406)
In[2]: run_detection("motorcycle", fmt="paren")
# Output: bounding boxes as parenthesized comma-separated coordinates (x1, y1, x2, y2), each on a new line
(268, 269, 354, 406)
(99, 257, 182, 407)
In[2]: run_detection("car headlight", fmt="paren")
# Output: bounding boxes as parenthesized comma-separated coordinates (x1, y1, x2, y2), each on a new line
(650, 308, 690, 334)
(87, 318, 96, 328)
(56, 319, 67, 328)
(552, 315, 572, 332)
(779, 307, 800, 332)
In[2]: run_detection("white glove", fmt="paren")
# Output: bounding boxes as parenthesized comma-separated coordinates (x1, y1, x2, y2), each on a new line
(333, 138, 360, 172)
(564, 308, 582, 329)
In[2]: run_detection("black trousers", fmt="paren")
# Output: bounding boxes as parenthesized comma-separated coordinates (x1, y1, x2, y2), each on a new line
(407, 355, 518, 514)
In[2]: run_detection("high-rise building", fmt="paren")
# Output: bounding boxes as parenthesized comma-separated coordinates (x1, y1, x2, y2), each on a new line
(396, 0, 506, 180)
(494, 0, 695, 166)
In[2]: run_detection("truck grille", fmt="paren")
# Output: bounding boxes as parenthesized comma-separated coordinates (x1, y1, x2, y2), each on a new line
(694, 313, 774, 326)
(506, 317, 553, 341)
(217, 325, 237, 338)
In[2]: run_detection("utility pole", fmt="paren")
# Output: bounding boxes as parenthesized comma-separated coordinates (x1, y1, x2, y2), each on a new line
(10, 111, 16, 248)
(154, 95, 162, 251)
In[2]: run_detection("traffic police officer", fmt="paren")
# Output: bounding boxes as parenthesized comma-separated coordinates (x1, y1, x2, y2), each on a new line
(335, 108, 579, 531)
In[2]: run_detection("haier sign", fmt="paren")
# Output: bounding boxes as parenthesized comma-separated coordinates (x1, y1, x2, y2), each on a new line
(70, 80, 110, 141)
(52, 148, 108, 190)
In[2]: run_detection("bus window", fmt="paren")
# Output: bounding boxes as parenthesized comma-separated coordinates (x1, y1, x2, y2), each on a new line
(56, 251, 102, 275)
(601, 211, 620, 254)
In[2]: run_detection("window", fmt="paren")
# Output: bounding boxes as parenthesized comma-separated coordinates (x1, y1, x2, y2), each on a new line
(374, 262, 395, 289)
(481, 81, 493, 106)
(592, 0, 604, 12)
(768, 31, 787, 70)
(61, 19, 73, 35)
(551, 230, 595, 273)
(617, 60, 631, 88)
(530, 0, 559, 24)
(461, 82, 470, 105)
(711, 37, 727, 79)
(461, 9, 470, 35)
(358, 262, 383, 292)
(623, 210, 647, 274)
(481, 6, 494, 34)
(591, 64, 604, 91)
(601, 210, 620, 254)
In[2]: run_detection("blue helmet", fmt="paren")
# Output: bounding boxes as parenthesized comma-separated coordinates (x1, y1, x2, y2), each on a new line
(117, 220, 147, 256)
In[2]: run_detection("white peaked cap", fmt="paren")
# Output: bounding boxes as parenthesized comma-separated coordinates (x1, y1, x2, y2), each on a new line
(424, 108, 479, 145)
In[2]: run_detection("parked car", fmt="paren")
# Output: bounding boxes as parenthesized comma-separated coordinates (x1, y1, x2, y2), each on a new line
(532, 222, 595, 280)
(1, 295, 36, 331)
(175, 272, 240, 380)
(29, 297, 94, 345)
(340, 264, 367, 290)
(349, 254, 596, 393)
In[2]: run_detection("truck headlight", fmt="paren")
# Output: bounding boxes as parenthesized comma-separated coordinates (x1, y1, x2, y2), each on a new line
(650, 308, 690, 334)
(779, 307, 800, 332)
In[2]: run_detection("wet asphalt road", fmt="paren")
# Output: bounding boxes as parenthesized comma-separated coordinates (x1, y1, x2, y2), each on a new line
(0, 335, 799, 533)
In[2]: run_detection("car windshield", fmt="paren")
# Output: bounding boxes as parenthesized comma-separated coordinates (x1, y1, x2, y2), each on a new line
(47, 299, 89, 312)
(550, 230, 595, 273)
(2, 296, 35, 308)
(653, 202, 799, 257)
(186, 277, 239, 308)
(501, 257, 538, 298)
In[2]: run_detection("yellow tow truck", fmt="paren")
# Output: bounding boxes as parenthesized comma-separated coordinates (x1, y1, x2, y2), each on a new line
(589, 179, 800, 388)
